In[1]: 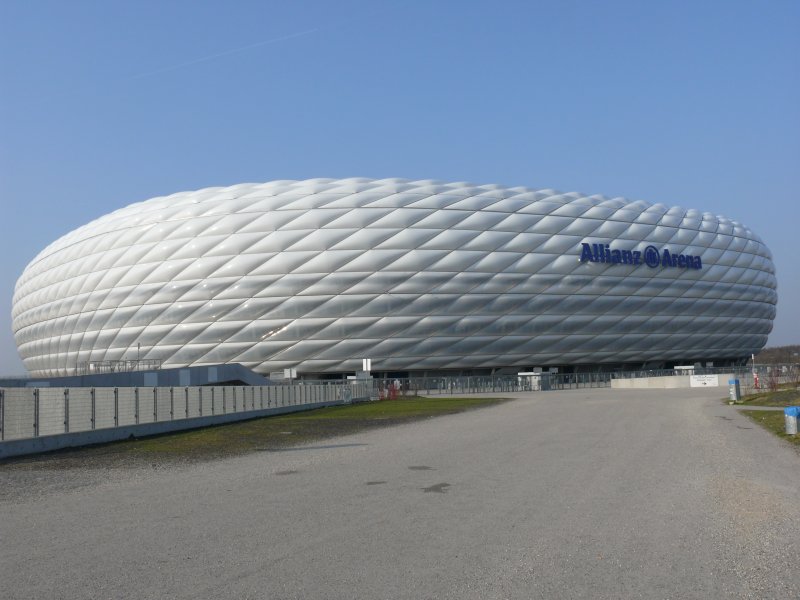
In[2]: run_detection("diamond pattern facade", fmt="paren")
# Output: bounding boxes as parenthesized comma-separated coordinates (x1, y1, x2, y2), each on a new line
(12, 178, 777, 377)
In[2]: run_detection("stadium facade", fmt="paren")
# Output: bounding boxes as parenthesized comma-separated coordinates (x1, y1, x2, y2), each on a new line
(12, 178, 777, 378)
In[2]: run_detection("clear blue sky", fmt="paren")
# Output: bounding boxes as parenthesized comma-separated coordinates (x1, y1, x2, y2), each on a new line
(1, 0, 798, 374)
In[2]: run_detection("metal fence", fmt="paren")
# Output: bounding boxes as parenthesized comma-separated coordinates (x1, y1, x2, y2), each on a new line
(734, 364, 800, 396)
(364, 364, 800, 397)
(0, 382, 370, 442)
(366, 373, 611, 397)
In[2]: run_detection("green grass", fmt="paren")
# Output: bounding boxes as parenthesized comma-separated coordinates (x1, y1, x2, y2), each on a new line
(280, 396, 504, 419)
(740, 410, 800, 447)
(733, 387, 800, 407)
(128, 396, 503, 454)
(3, 396, 508, 468)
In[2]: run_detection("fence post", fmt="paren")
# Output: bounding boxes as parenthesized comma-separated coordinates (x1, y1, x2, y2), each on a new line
(260, 386, 264, 409)
(135, 388, 140, 424)
(185, 387, 189, 419)
(114, 388, 119, 427)
(153, 387, 157, 421)
(211, 387, 215, 415)
(33, 388, 40, 437)
(199, 387, 203, 417)
(170, 387, 174, 420)
(91, 388, 96, 430)
(222, 387, 227, 414)
(0, 389, 4, 440)
(64, 388, 70, 433)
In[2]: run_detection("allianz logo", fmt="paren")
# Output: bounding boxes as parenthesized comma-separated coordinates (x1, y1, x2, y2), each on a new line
(579, 242, 703, 270)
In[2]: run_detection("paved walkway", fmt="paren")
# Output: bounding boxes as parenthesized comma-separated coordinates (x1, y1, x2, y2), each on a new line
(1, 387, 798, 599)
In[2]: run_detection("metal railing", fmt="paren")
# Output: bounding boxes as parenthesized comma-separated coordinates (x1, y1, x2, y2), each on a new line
(365, 373, 612, 396)
(735, 365, 800, 397)
(76, 359, 163, 375)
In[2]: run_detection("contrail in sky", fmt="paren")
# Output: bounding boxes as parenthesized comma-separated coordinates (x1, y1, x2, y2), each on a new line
(128, 27, 321, 80)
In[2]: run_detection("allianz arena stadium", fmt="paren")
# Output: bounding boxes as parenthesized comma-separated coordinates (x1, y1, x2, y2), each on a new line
(12, 178, 777, 378)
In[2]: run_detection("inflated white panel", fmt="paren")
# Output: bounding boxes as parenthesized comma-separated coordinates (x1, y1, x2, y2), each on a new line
(12, 178, 776, 376)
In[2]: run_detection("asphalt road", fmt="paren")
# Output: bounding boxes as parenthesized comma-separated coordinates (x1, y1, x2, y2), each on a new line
(1, 387, 798, 599)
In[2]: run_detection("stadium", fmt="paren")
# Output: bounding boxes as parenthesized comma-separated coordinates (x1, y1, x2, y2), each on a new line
(12, 178, 777, 378)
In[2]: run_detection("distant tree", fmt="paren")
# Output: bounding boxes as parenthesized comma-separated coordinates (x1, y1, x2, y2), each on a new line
(754, 345, 800, 364)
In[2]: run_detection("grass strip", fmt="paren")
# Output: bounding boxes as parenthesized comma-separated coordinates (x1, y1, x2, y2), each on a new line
(730, 387, 800, 407)
(740, 410, 800, 447)
(2, 396, 508, 469)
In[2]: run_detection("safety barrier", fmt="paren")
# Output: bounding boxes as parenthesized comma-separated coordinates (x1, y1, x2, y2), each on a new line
(0, 382, 369, 458)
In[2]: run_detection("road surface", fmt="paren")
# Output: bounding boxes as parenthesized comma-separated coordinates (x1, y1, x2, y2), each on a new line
(1, 387, 798, 599)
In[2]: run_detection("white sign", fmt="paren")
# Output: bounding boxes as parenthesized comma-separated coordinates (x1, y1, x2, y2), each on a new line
(690, 374, 718, 387)
(272, 369, 297, 380)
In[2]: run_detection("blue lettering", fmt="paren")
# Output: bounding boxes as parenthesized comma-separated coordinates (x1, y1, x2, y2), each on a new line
(579, 242, 703, 269)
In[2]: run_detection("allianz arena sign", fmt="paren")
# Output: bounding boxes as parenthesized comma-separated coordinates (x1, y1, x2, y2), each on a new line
(12, 178, 776, 377)
(579, 242, 703, 270)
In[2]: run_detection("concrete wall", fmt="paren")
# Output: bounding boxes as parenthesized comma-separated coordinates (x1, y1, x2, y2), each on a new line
(611, 374, 734, 389)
